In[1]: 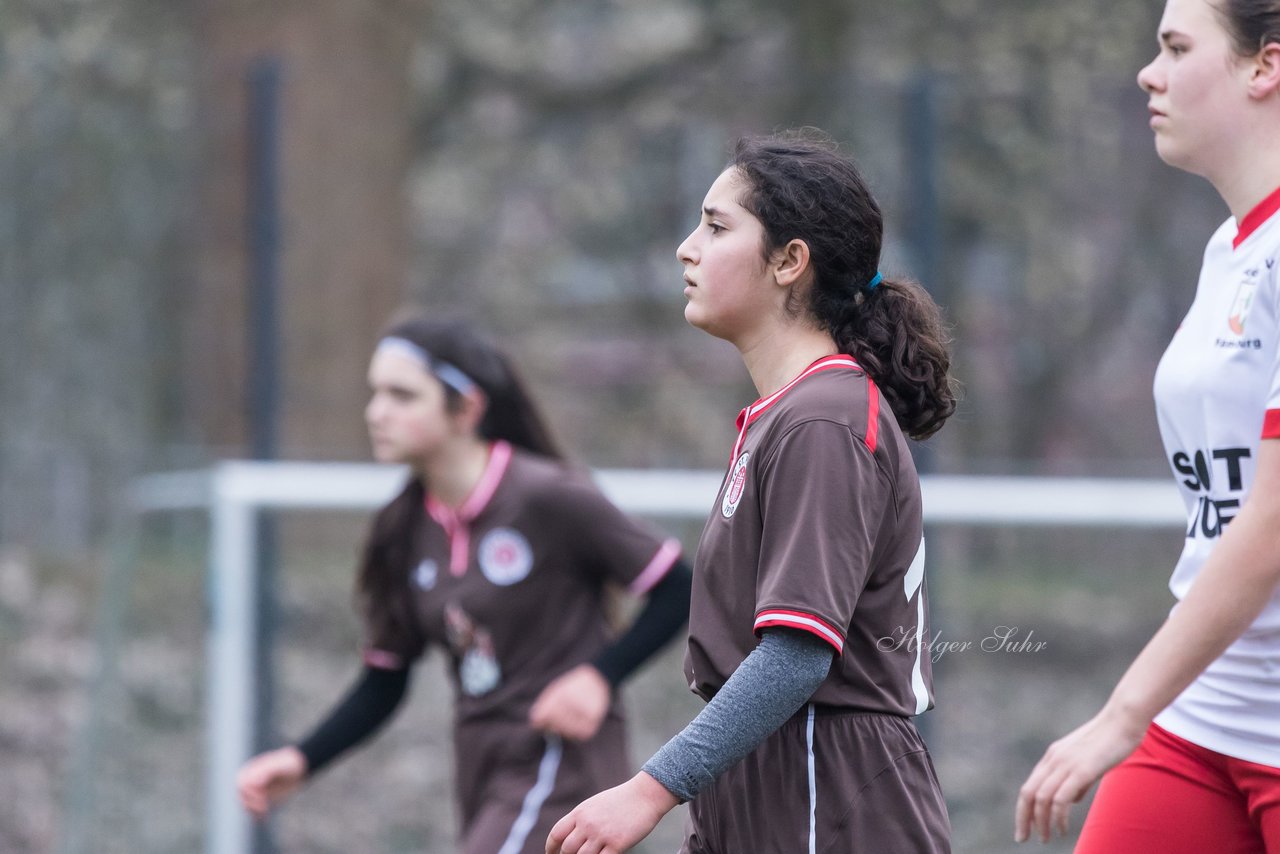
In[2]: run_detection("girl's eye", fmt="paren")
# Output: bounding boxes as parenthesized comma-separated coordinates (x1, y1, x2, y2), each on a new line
(1168, 44, 1187, 56)
(708, 222, 725, 234)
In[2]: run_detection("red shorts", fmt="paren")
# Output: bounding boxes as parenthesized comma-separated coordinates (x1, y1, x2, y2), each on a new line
(1076, 723, 1280, 854)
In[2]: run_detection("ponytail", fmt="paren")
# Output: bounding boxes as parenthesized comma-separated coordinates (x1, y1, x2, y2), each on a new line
(827, 277, 955, 439)
(729, 129, 957, 440)
(476, 348, 564, 460)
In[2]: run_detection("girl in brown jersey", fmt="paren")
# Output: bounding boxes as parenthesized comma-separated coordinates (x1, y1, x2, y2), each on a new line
(236, 313, 692, 854)
(548, 130, 956, 853)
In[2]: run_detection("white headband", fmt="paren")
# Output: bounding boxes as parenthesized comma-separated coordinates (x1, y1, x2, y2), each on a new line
(377, 336, 478, 396)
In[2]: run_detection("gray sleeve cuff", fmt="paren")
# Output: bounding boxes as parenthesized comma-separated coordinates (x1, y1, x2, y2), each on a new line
(641, 628, 832, 802)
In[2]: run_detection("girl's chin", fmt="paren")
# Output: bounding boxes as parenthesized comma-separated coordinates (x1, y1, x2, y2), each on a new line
(683, 302, 711, 331)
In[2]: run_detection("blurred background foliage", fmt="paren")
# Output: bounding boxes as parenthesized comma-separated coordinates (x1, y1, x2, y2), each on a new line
(0, 0, 1220, 851)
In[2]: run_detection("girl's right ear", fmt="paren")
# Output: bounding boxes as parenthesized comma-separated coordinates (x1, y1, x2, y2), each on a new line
(771, 238, 812, 289)
(455, 387, 489, 434)
(1247, 41, 1280, 99)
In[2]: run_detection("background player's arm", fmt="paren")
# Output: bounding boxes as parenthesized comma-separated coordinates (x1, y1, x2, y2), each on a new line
(530, 559, 692, 741)
(1016, 438, 1280, 843)
(237, 665, 410, 819)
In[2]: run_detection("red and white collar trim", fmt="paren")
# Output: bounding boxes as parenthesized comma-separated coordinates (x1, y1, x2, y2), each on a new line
(1234, 184, 1280, 249)
(425, 440, 514, 575)
(728, 355, 862, 465)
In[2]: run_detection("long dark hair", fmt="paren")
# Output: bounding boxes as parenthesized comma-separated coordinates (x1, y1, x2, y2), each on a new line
(357, 312, 563, 654)
(729, 129, 957, 440)
(1213, 0, 1280, 56)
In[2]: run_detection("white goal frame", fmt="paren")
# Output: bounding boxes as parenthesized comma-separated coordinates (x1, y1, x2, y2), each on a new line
(128, 462, 1185, 854)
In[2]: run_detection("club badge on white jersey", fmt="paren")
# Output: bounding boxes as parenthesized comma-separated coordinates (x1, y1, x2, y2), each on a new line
(478, 527, 533, 586)
(1228, 268, 1262, 334)
(722, 451, 751, 518)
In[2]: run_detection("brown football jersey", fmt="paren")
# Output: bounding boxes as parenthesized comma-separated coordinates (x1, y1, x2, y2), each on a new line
(364, 441, 681, 724)
(684, 356, 934, 716)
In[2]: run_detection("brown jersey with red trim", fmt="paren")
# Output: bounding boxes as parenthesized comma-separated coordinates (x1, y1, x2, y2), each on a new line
(364, 442, 681, 724)
(684, 357, 934, 716)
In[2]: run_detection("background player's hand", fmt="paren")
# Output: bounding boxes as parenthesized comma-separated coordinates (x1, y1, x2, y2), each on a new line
(529, 664, 611, 742)
(546, 771, 677, 854)
(237, 746, 308, 820)
(1014, 708, 1144, 843)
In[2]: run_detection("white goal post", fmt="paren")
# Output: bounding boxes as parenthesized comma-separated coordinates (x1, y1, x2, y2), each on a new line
(127, 461, 1185, 854)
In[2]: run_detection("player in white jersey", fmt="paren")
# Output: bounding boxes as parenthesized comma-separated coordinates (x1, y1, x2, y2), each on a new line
(1016, 1, 1280, 850)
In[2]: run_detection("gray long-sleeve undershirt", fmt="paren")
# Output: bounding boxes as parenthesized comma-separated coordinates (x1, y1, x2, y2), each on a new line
(641, 628, 833, 802)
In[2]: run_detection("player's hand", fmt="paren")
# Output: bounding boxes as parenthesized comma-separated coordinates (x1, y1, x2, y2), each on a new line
(237, 746, 308, 820)
(529, 664, 612, 742)
(1014, 708, 1145, 843)
(546, 772, 677, 854)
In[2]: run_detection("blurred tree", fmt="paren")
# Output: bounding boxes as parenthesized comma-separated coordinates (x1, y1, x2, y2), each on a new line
(189, 0, 417, 460)
(0, 0, 193, 549)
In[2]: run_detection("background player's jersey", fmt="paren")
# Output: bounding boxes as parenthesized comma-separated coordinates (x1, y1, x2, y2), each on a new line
(363, 441, 681, 724)
(683, 356, 933, 717)
(1153, 186, 1280, 766)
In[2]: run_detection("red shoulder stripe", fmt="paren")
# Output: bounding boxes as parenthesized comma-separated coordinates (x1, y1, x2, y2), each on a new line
(865, 377, 880, 452)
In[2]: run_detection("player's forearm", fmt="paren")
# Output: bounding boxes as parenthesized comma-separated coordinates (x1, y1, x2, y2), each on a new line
(593, 559, 692, 687)
(641, 628, 831, 802)
(295, 664, 410, 775)
(1105, 490, 1280, 729)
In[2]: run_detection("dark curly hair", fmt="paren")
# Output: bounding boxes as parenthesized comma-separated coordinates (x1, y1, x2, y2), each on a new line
(729, 129, 957, 439)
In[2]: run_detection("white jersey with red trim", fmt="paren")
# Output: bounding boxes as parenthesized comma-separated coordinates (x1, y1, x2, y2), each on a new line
(1152, 186, 1280, 766)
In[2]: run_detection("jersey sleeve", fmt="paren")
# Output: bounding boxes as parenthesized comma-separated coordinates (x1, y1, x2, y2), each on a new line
(361, 614, 427, 671)
(752, 420, 889, 655)
(359, 555, 428, 670)
(547, 473, 682, 594)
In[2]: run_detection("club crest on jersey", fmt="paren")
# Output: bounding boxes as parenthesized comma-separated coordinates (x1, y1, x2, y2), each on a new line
(413, 558, 438, 591)
(477, 527, 533, 586)
(1228, 270, 1261, 335)
(722, 451, 751, 518)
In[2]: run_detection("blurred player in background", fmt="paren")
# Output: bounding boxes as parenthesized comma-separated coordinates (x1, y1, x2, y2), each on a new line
(1016, 1, 1280, 849)
(548, 129, 957, 853)
(237, 313, 692, 854)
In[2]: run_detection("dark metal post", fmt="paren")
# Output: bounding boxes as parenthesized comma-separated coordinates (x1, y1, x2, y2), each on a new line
(903, 73, 945, 745)
(246, 56, 282, 854)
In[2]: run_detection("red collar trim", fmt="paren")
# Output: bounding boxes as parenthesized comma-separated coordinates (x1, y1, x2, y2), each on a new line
(1234, 184, 1280, 249)
(727, 355, 861, 468)
(735, 355, 862, 432)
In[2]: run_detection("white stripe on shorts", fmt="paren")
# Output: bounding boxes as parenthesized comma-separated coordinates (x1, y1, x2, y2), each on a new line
(497, 735, 563, 854)
(807, 704, 817, 854)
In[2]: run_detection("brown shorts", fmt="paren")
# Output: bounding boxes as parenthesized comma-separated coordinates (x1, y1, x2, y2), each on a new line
(454, 714, 629, 854)
(681, 707, 950, 854)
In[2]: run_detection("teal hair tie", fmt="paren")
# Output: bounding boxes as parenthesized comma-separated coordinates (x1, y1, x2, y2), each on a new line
(867, 271, 883, 291)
